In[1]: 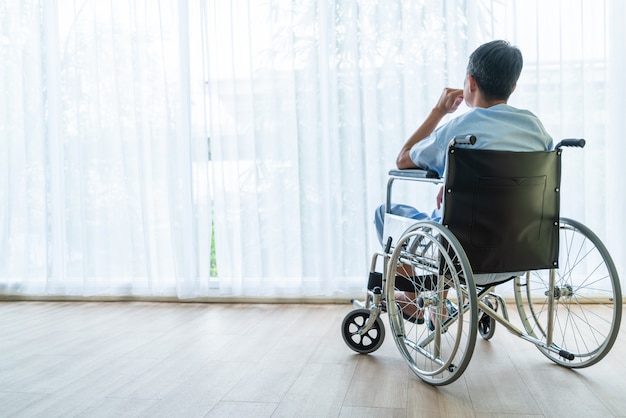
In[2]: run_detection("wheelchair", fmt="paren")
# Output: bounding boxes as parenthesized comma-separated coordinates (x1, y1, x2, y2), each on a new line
(341, 135, 622, 386)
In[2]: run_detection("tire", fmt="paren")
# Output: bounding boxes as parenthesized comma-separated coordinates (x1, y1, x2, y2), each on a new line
(514, 217, 622, 368)
(478, 299, 496, 340)
(386, 221, 478, 385)
(341, 308, 386, 354)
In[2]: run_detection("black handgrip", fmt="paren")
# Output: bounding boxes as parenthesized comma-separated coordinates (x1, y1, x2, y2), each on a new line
(452, 134, 477, 145)
(559, 349, 575, 361)
(555, 138, 586, 149)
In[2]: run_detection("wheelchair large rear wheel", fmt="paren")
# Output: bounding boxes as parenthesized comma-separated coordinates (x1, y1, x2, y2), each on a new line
(386, 221, 478, 386)
(514, 217, 622, 368)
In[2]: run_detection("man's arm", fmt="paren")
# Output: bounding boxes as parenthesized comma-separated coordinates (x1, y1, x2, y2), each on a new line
(396, 88, 464, 169)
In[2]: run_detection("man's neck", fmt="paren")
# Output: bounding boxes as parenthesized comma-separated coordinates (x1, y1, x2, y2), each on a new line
(474, 98, 507, 108)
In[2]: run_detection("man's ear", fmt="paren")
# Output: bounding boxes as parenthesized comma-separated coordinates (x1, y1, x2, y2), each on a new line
(467, 75, 478, 92)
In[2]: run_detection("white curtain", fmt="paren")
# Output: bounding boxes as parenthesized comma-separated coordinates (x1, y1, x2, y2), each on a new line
(1, 0, 212, 297)
(1, 0, 624, 298)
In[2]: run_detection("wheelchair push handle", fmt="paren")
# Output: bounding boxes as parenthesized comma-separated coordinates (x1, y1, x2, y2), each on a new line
(451, 134, 477, 146)
(555, 138, 586, 149)
(450, 135, 585, 150)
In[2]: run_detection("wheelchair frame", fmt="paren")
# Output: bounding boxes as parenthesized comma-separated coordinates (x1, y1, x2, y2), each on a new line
(341, 137, 622, 386)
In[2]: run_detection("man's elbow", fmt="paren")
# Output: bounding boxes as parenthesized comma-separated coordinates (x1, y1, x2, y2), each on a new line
(396, 152, 416, 169)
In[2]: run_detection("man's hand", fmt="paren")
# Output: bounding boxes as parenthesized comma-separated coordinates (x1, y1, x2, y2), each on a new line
(396, 88, 464, 170)
(436, 186, 444, 209)
(434, 88, 464, 115)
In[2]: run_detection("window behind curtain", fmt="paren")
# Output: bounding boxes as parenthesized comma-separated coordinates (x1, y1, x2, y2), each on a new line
(1, 0, 624, 298)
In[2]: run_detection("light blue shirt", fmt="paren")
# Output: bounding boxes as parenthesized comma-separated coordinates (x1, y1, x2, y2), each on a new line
(409, 104, 553, 177)
(406, 104, 553, 284)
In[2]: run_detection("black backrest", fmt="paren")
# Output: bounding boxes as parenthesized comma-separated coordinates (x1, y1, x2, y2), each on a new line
(442, 147, 561, 274)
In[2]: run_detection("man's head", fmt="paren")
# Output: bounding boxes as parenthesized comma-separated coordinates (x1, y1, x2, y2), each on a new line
(466, 40, 523, 102)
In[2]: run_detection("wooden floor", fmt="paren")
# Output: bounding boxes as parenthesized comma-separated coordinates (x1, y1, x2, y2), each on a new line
(1, 301, 625, 418)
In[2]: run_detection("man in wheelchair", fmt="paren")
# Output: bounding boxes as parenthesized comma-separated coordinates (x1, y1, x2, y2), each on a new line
(343, 39, 621, 386)
(375, 40, 553, 324)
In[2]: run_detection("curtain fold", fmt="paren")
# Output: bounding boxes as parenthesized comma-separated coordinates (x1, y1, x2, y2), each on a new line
(1, 0, 624, 298)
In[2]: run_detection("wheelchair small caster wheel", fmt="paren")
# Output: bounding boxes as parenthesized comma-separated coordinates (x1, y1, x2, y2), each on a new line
(478, 300, 496, 340)
(341, 309, 385, 354)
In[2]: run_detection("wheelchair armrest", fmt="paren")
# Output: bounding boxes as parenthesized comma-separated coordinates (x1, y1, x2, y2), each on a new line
(385, 169, 442, 214)
(388, 169, 440, 179)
